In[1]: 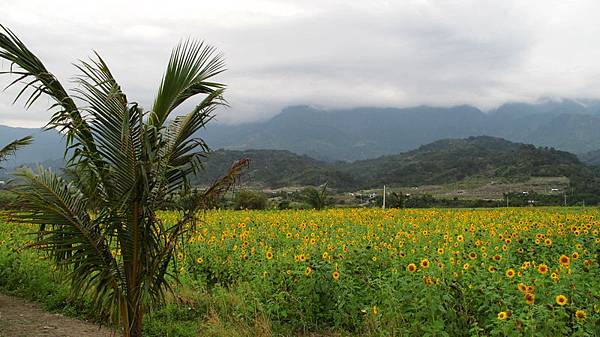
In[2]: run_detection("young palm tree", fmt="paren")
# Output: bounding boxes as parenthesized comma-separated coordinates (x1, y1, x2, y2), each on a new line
(0, 136, 33, 167)
(0, 25, 247, 337)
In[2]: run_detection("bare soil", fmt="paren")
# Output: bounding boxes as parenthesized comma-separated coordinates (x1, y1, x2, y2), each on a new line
(0, 293, 114, 337)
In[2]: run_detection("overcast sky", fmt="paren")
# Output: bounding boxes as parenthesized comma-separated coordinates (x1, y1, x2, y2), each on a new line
(1, 0, 600, 127)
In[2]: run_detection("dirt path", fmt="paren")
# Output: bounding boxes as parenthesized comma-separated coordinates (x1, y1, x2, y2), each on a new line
(0, 293, 115, 337)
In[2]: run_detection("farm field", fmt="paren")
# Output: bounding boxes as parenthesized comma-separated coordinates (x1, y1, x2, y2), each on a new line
(1, 208, 599, 337)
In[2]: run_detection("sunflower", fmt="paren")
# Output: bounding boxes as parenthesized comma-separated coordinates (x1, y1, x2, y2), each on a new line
(304, 266, 313, 276)
(266, 251, 274, 260)
(551, 272, 559, 281)
(332, 270, 340, 280)
(493, 254, 502, 262)
(537, 264, 549, 274)
(437, 248, 445, 254)
(372, 306, 379, 315)
(424, 276, 435, 285)
(524, 292, 535, 305)
(505, 268, 516, 278)
(469, 252, 477, 260)
(555, 294, 568, 306)
(575, 310, 587, 319)
(196, 257, 204, 264)
(544, 238, 552, 246)
(457, 235, 464, 242)
(420, 259, 430, 268)
(488, 266, 497, 273)
(518, 283, 527, 292)
(497, 311, 509, 320)
(559, 255, 570, 265)
(407, 263, 417, 273)
(463, 263, 470, 270)
(572, 252, 579, 260)
(322, 252, 329, 259)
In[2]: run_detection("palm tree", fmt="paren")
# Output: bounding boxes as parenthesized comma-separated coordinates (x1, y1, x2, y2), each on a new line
(0, 25, 247, 337)
(0, 136, 33, 167)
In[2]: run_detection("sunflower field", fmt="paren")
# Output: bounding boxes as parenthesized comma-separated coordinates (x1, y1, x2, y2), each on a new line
(1, 208, 599, 336)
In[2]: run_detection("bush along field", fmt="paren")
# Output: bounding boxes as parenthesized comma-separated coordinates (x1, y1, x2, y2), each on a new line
(1, 208, 599, 337)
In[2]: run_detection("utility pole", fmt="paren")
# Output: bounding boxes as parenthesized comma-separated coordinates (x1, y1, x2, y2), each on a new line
(382, 185, 386, 209)
(506, 193, 509, 208)
(563, 192, 567, 207)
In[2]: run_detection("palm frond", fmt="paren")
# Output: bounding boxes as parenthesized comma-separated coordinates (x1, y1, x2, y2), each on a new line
(0, 25, 101, 167)
(150, 39, 225, 128)
(73, 54, 141, 203)
(149, 157, 248, 299)
(0, 135, 32, 165)
(161, 89, 225, 192)
(12, 167, 125, 316)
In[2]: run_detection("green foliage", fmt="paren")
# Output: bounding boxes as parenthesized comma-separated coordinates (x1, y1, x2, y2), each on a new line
(0, 190, 18, 209)
(2, 208, 598, 337)
(301, 183, 330, 210)
(233, 190, 267, 210)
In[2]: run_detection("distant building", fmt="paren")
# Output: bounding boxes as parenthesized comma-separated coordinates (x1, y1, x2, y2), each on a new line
(0, 180, 5, 185)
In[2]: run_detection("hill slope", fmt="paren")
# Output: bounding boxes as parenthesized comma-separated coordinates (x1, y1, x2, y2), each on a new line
(191, 149, 356, 188)
(192, 136, 589, 191)
(340, 136, 587, 188)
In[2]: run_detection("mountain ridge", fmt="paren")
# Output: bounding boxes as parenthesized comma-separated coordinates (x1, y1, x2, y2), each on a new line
(4, 98, 600, 164)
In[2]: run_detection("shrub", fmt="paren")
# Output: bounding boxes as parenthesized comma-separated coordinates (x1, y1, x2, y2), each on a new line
(233, 190, 267, 210)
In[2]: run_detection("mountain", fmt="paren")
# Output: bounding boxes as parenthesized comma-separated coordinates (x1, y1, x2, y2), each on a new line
(579, 149, 600, 166)
(192, 136, 590, 191)
(202, 98, 600, 161)
(0, 125, 63, 166)
(4, 98, 600, 164)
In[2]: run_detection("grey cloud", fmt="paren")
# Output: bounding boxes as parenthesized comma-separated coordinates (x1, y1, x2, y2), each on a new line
(1, 0, 599, 126)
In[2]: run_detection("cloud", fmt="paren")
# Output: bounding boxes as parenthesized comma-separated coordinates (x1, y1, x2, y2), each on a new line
(1, 0, 600, 127)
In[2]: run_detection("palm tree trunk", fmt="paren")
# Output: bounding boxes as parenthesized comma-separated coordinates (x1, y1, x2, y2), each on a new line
(121, 300, 143, 337)
(129, 309, 144, 337)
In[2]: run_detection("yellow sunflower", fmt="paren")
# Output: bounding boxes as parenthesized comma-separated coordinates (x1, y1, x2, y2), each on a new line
(555, 294, 568, 306)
